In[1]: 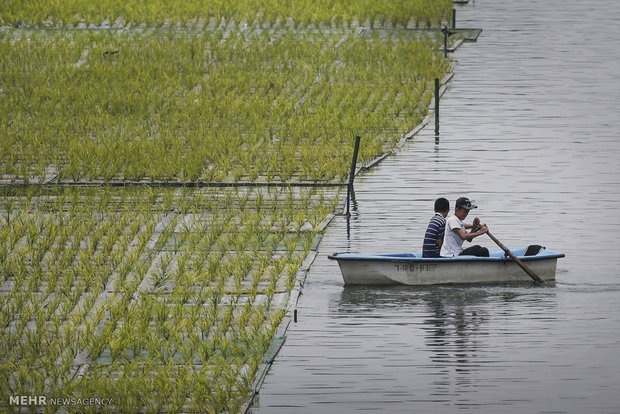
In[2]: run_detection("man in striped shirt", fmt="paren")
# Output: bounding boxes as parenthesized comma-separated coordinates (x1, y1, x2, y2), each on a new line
(422, 198, 450, 258)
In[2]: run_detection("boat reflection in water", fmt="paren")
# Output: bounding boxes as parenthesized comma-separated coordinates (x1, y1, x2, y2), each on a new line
(334, 285, 558, 405)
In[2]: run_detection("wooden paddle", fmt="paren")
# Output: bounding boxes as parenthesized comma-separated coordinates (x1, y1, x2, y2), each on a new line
(486, 231, 544, 283)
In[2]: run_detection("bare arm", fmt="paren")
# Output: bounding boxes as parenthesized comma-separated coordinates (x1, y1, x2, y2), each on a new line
(465, 217, 481, 230)
(454, 223, 488, 242)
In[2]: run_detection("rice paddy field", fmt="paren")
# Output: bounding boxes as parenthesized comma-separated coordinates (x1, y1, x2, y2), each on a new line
(1, 1, 455, 412)
(1, 30, 451, 185)
(1, 186, 339, 412)
(1, 0, 452, 29)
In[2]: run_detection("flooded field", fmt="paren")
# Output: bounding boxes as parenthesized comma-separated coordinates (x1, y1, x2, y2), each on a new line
(252, 0, 620, 412)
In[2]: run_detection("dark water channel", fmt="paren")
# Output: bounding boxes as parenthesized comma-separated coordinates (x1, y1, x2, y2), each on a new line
(251, 0, 620, 412)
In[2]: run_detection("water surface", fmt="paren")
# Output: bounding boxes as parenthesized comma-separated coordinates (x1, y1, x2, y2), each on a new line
(252, 0, 620, 412)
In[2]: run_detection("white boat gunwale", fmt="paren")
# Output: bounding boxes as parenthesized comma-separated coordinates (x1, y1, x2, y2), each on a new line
(328, 249, 565, 263)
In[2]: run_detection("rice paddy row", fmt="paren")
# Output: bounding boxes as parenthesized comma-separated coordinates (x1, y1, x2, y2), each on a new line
(0, 29, 450, 185)
(0, 186, 341, 412)
(1, 0, 453, 29)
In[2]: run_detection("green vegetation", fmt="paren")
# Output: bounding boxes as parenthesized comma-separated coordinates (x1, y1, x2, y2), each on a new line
(0, 0, 455, 411)
(1, 0, 452, 28)
(0, 30, 449, 184)
(0, 186, 340, 412)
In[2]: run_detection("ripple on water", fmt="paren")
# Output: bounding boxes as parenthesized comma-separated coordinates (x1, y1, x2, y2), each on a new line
(251, 0, 620, 412)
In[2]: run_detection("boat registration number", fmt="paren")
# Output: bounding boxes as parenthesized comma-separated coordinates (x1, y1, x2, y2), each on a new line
(394, 264, 437, 272)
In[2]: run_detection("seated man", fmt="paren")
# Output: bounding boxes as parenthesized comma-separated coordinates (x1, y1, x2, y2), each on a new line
(440, 197, 489, 257)
(422, 197, 450, 258)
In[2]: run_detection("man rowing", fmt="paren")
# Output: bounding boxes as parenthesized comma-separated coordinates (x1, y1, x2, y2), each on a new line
(440, 197, 489, 257)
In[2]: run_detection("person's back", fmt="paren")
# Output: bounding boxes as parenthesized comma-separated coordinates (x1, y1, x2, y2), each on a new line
(422, 198, 449, 258)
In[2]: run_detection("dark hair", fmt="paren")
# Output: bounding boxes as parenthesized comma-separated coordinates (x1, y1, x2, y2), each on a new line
(434, 197, 450, 212)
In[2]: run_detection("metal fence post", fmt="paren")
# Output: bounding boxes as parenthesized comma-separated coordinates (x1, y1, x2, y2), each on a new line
(434, 78, 440, 136)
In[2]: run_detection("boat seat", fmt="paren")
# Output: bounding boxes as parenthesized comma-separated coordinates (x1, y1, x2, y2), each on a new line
(502, 245, 545, 258)
(524, 245, 545, 256)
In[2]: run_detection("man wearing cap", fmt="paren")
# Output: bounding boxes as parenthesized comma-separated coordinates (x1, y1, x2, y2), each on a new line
(440, 197, 489, 257)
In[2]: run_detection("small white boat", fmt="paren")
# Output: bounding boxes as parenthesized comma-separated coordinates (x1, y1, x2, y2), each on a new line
(328, 247, 565, 285)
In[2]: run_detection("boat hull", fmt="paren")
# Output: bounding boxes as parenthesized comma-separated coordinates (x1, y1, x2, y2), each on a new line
(328, 248, 564, 285)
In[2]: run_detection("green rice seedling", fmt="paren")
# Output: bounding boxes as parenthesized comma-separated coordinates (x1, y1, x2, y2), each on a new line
(284, 263, 299, 292)
(284, 236, 297, 260)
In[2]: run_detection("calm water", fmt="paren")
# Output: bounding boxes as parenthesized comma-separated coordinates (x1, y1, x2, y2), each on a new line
(252, 0, 620, 412)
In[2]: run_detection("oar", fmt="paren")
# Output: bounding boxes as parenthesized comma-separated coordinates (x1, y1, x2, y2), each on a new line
(486, 231, 543, 283)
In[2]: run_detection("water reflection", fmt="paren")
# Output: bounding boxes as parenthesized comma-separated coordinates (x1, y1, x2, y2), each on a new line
(336, 285, 558, 399)
(345, 186, 358, 241)
(421, 290, 488, 396)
